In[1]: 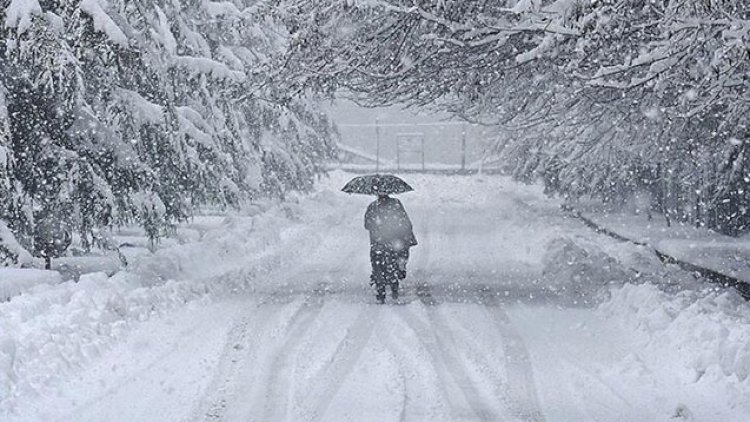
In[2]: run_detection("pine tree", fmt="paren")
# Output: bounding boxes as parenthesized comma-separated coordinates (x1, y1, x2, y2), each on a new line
(0, 0, 336, 267)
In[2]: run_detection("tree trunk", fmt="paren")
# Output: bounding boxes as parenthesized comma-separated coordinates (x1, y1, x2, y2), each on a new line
(695, 192, 701, 229)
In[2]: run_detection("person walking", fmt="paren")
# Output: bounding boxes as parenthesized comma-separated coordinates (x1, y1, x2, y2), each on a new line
(342, 174, 417, 303)
(364, 192, 417, 303)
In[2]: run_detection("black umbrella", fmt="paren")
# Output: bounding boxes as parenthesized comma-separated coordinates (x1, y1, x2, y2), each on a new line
(341, 174, 413, 195)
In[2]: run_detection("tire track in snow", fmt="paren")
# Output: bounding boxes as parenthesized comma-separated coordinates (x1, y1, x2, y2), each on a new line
(480, 293, 546, 422)
(56, 319, 215, 422)
(396, 369, 408, 422)
(395, 307, 475, 421)
(398, 283, 501, 421)
(301, 306, 380, 422)
(259, 290, 327, 422)
(192, 296, 295, 422)
(194, 315, 252, 422)
(377, 319, 430, 422)
(558, 355, 635, 416)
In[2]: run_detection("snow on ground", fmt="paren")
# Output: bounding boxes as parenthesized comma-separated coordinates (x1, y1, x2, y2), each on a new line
(601, 285, 750, 409)
(0, 268, 61, 301)
(0, 192, 346, 417)
(577, 203, 750, 284)
(2, 171, 749, 421)
(509, 284, 750, 421)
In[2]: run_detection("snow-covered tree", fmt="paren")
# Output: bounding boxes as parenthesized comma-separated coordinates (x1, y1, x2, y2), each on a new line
(0, 0, 336, 266)
(282, 0, 749, 234)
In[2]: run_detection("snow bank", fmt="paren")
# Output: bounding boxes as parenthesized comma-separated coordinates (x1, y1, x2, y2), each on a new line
(4, 0, 42, 34)
(541, 236, 634, 303)
(54, 255, 123, 281)
(0, 187, 347, 414)
(79, 0, 129, 47)
(0, 269, 61, 301)
(577, 206, 750, 285)
(600, 283, 750, 385)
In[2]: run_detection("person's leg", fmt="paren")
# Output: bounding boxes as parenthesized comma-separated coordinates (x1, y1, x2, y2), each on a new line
(396, 247, 409, 279)
(376, 283, 386, 304)
(371, 247, 387, 303)
(383, 248, 400, 300)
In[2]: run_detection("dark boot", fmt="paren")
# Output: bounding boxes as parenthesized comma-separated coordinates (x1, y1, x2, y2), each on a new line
(391, 282, 399, 300)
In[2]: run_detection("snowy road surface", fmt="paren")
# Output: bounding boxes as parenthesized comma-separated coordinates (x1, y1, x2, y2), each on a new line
(4, 172, 749, 422)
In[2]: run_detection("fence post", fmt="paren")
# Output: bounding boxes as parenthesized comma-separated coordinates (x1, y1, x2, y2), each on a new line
(375, 117, 380, 173)
(461, 123, 466, 171)
(422, 136, 425, 171)
(396, 136, 400, 171)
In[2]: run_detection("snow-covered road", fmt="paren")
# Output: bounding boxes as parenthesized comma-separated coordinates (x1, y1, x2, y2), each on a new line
(4, 172, 749, 422)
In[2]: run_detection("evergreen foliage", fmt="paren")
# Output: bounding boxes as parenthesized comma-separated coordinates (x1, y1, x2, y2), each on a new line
(0, 0, 336, 265)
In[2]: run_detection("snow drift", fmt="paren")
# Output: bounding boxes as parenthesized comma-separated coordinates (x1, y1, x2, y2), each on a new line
(0, 189, 346, 414)
(600, 283, 750, 385)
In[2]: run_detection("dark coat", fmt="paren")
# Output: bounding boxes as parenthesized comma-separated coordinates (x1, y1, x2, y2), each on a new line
(364, 196, 417, 251)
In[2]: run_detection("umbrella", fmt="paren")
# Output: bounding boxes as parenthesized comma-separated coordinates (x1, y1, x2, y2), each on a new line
(341, 174, 413, 195)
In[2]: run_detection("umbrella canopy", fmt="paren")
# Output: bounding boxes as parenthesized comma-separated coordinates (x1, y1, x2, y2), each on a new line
(341, 174, 413, 195)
